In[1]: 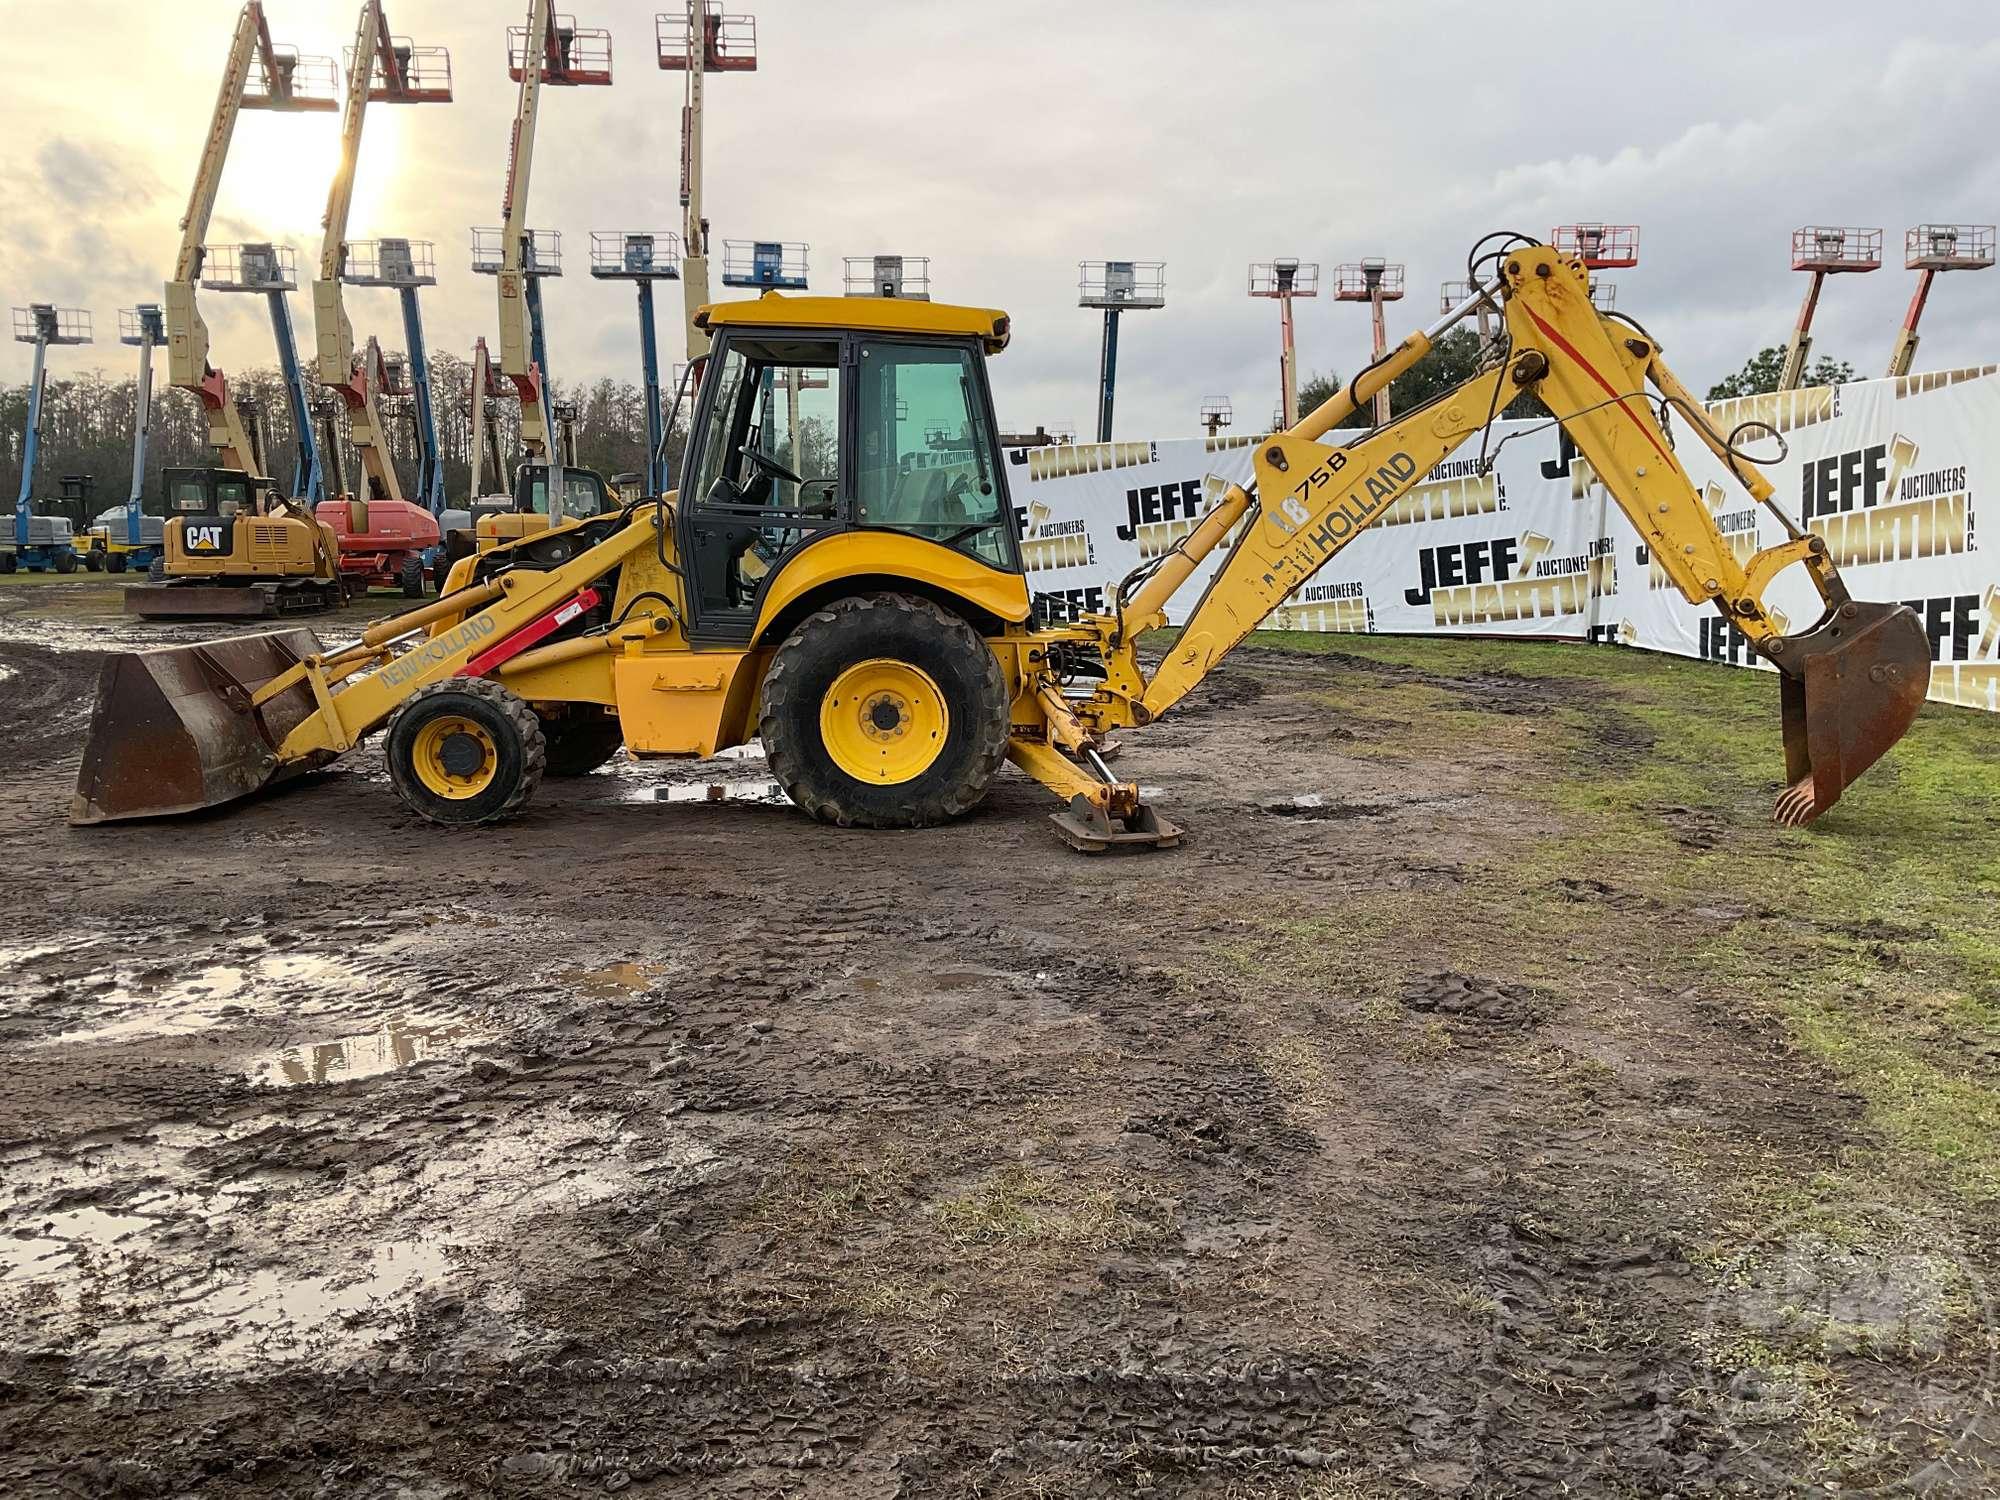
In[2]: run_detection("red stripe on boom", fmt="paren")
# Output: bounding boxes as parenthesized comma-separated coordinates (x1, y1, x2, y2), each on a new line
(1521, 305, 1673, 466)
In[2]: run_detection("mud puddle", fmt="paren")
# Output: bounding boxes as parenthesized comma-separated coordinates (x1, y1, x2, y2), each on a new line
(244, 1014, 477, 1088)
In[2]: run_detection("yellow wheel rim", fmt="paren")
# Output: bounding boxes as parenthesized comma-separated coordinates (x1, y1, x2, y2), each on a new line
(410, 714, 500, 799)
(818, 658, 950, 785)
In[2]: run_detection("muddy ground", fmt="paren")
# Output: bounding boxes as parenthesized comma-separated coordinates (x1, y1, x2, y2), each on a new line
(0, 578, 1995, 1498)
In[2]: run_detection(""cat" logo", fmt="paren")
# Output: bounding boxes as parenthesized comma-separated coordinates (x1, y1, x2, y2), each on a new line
(187, 525, 224, 551)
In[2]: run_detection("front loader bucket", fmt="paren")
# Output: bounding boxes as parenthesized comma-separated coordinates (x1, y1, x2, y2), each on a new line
(1773, 601, 1931, 826)
(69, 629, 328, 826)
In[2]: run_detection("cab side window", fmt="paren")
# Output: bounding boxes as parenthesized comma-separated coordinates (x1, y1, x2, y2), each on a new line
(853, 341, 1013, 569)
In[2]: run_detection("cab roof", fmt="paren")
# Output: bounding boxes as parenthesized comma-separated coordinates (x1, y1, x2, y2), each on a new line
(695, 293, 1011, 353)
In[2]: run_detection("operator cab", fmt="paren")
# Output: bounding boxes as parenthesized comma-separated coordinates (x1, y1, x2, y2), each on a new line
(164, 467, 272, 520)
(679, 294, 1021, 643)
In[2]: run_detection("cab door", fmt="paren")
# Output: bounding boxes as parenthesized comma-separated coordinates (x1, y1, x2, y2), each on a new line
(676, 332, 847, 644)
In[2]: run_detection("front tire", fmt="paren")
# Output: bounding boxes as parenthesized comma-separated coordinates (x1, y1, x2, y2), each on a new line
(84, 551, 103, 572)
(385, 678, 546, 826)
(400, 555, 425, 599)
(760, 594, 1009, 829)
(54, 551, 77, 575)
(106, 553, 127, 575)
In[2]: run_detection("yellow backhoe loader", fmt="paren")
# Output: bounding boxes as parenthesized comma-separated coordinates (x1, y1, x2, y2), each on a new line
(71, 238, 1931, 845)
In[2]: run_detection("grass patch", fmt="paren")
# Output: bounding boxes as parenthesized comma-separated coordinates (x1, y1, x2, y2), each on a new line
(1214, 629, 2000, 1204)
(932, 1162, 1146, 1251)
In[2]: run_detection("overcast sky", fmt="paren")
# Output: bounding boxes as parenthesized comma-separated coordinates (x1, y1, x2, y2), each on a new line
(4, 0, 1997, 438)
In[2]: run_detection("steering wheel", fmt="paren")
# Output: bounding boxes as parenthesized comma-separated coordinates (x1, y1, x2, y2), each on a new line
(738, 444, 803, 486)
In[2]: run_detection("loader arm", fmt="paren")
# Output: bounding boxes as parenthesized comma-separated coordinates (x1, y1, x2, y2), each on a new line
(1060, 242, 1929, 829)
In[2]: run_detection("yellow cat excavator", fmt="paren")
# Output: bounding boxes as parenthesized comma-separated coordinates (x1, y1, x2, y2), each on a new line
(71, 236, 1930, 846)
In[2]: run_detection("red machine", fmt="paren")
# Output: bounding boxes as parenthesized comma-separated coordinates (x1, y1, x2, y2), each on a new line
(314, 497, 440, 597)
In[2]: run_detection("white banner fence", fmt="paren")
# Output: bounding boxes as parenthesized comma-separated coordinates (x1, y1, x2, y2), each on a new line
(1007, 365, 1999, 713)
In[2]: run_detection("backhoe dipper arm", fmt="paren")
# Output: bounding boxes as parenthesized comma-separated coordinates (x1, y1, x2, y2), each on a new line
(313, 0, 404, 503)
(1077, 243, 1929, 828)
(167, 3, 266, 474)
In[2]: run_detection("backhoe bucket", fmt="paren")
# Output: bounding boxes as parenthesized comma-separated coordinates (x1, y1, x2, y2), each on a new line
(1773, 601, 1931, 826)
(69, 629, 329, 825)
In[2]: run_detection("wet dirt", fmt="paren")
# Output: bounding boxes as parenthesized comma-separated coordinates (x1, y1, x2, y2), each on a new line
(0, 587, 1990, 1495)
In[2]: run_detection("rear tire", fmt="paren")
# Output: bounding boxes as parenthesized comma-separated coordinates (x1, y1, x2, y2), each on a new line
(54, 551, 77, 575)
(1, 552, 18, 575)
(84, 551, 103, 572)
(106, 553, 127, 575)
(385, 678, 546, 826)
(400, 555, 425, 599)
(760, 593, 1009, 829)
(539, 712, 625, 777)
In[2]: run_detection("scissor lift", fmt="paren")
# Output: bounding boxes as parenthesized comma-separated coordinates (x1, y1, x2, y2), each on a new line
(5, 306, 92, 574)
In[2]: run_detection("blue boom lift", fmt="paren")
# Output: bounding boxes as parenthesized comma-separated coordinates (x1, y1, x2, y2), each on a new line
(5, 305, 92, 575)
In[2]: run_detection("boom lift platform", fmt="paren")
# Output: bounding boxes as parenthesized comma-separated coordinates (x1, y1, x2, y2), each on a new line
(5, 305, 92, 576)
(72, 237, 1930, 846)
(132, 2, 344, 621)
(1886, 224, 1995, 378)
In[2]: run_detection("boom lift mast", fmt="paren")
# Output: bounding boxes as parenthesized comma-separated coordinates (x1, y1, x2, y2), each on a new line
(74, 237, 1930, 847)
(314, 0, 451, 505)
(6, 305, 92, 574)
(491, 1, 613, 522)
(167, 2, 336, 481)
(658, 3, 758, 363)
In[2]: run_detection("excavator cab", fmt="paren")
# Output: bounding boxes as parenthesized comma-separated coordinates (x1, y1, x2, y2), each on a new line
(470, 462, 616, 553)
(122, 466, 345, 618)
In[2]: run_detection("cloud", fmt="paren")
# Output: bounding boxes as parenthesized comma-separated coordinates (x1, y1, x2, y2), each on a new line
(3, 0, 1996, 442)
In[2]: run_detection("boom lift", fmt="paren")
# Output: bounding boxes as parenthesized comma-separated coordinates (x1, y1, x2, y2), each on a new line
(312, 2, 451, 597)
(72, 237, 1930, 845)
(132, 2, 345, 619)
(82, 307, 169, 574)
(4, 305, 91, 576)
(1885, 225, 1995, 378)
(479, 0, 616, 540)
(591, 231, 683, 497)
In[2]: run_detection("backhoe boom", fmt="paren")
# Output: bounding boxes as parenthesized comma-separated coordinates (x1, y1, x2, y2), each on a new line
(1067, 242, 1929, 830)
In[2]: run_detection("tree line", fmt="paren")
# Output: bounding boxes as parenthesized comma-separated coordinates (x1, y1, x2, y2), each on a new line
(0, 354, 690, 524)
